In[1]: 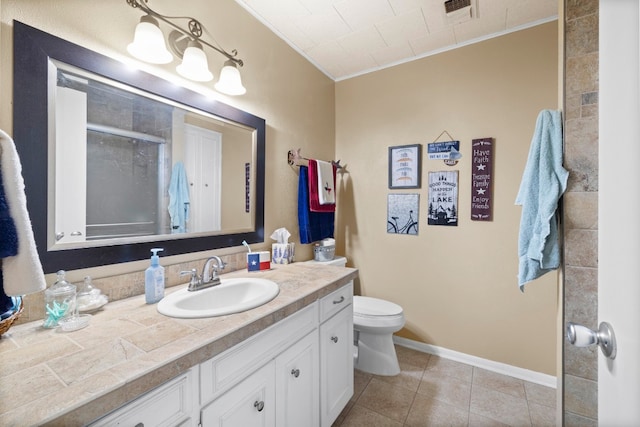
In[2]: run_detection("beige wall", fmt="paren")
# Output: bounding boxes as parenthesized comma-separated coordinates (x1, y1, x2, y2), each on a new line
(0, 0, 335, 281)
(335, 22, 559, 375)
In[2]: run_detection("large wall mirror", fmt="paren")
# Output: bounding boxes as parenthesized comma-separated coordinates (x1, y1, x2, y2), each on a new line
(13, 21, 265, 273)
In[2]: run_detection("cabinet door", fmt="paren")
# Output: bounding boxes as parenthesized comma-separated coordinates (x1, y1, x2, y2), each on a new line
(90, 368, 197, 427)
(276, 330, 319, 427)
(320, 306, 354, 427)
(201, 361, 276, 427)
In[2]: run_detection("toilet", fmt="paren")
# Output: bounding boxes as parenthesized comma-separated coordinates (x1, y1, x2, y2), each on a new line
(307, 256, 405, 376)
(353, 296, 405, 376)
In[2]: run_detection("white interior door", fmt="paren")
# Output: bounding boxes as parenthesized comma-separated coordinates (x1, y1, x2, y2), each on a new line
(55, 86, 87, 244)
(599, 0, 640, 423)
(183, 124, 222, 233)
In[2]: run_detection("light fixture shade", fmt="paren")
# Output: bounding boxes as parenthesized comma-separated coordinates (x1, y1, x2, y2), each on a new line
(127, 15, 173, 64)
(215, 60, 246, 95)
(176, 41, 214, 82)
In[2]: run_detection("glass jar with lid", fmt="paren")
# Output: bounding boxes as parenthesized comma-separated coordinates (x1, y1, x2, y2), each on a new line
(43, 270, 76, 328)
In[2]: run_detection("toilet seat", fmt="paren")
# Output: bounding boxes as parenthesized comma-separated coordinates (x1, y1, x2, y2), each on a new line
(354, 296, 403, 317)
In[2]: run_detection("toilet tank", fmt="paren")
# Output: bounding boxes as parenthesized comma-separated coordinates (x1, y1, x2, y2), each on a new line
(307, 256, 347, 267)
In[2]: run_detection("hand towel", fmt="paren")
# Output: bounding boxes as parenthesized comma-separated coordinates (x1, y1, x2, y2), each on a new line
(0, 165, 18, 258)
(316, 160, 335, 205)
(298, 165, 334, 244)
(0, 129, 47, 296)
(308, 159, 336, 213)
(168, 161, 190, 233)
(0, 167, 19, 313)
(515, 110, 569, 291)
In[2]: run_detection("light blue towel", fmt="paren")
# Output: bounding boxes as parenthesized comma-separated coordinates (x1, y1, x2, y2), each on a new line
(168, 162, 190, 233)
(515, 110, 569, 291)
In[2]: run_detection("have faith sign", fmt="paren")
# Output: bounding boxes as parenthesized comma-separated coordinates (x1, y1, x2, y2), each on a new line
(471, 138, 494, 221)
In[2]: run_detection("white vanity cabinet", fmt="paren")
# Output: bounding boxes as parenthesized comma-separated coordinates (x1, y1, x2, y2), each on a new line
(90, 281, 353, 427)
(201, 281, 353, 427)
(319, 283, 354, 427)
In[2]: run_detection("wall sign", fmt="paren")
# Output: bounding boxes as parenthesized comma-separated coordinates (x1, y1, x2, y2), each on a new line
(428, 171, 458, 226)
(387, 194, 419, 235)
(388, 144, 422, 189)
(427, 140, 460, 160)
(470, 138, 494, 221)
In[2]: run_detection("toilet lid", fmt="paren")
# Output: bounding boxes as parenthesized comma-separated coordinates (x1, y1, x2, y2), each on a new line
(353, 296, 403, 317)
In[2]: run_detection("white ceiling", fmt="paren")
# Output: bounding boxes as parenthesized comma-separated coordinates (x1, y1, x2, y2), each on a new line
(233, 0, 558, 81)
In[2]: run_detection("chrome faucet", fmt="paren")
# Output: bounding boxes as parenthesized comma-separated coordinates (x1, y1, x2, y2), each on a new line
(180, 256, 227, 292)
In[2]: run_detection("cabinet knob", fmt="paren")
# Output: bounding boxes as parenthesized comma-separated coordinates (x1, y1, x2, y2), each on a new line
(333, 296, 345, 304)
(254, 400, 265, 412)
(291, 368, 300, 378)
(134, 423, 144, 427)
(331, 336, 339, 343)
(70, 231, 83, 236)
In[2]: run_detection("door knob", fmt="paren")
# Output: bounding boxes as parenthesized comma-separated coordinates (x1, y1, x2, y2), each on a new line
(566, 321, 617, 359)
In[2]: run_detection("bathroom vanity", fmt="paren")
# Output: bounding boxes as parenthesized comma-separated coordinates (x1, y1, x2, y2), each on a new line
(0, 262, 357, 426)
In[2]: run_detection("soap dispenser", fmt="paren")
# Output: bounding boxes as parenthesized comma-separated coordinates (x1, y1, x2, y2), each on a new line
(145, 248, 165, 304)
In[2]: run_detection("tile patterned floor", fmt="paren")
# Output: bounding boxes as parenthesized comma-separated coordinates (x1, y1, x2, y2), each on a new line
(333, 345, 557, 427)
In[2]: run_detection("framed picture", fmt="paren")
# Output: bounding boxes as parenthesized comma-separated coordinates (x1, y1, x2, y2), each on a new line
(388, 144, 422, 189)
(387, 194, 419, 235)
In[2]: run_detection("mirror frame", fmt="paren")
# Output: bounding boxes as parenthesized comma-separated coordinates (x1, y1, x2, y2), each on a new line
(13, 21, 265, 273)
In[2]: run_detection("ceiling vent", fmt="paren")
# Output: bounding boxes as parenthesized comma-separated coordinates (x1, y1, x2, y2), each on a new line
(443, 0, 478, 24)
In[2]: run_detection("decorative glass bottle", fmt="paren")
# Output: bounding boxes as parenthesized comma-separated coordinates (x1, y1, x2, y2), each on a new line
(43, 270, 76, 328)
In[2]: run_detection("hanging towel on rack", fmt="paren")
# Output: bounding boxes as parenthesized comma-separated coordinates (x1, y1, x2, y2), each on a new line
(0, 129, 47, 296)
(308, 160, 336, 213)
(515, 110, 569, 291)
(168, 161, 190, 233)
(316, 160, 335, 205)
(298, 165, 334, 244)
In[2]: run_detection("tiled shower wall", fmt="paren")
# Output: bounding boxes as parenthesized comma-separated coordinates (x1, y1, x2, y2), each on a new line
(562, 0, 599, 425)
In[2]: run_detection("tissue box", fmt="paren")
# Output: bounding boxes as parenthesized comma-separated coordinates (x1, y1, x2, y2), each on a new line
(272, 243, 295, 264)
(248, 251, 271, 271)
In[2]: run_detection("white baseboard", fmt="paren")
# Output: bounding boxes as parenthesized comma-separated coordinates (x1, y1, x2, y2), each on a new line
(393, 336, 557, 389)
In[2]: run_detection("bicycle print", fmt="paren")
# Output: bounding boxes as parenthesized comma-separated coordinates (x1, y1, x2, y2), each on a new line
(387, 194, 419, 235)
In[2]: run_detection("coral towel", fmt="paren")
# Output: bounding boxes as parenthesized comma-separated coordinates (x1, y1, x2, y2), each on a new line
(0, 129, 47, 296)
(308, 159, 336, 213)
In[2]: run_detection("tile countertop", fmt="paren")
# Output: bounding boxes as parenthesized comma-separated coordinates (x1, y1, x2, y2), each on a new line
(0, 262, 358, 426)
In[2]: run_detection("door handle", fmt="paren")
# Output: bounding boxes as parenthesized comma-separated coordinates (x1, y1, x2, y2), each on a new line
(566, 321, 617, 359)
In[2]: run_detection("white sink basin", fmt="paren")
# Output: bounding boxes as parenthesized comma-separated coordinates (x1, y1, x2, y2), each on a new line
(157, 278, 280, 318)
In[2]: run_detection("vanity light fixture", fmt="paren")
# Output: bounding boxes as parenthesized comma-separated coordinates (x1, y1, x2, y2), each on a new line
(126, 0, 246, 95)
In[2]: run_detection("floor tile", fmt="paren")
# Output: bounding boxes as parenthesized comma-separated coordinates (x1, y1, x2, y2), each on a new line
(470, 384, 532, 426)
(338, 345, 557, 426)
(417, 371, 472, 410)
(529, 402, 556, 427)
(524, 381, 556, 409)
(425, 355, 474, 382)
(472, 367, 526, 399)
(395, 345, 431, 369)
(340, 404, 404, 427)
(468, 412, 511, 426)
(357, 377, 416, 423)
(405, 393, 468, 427)
(372, 360, 424, 393)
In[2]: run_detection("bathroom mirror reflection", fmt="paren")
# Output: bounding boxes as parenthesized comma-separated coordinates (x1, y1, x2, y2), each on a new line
(52, 62, 255, 247)
(13, 22, 265, 273)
